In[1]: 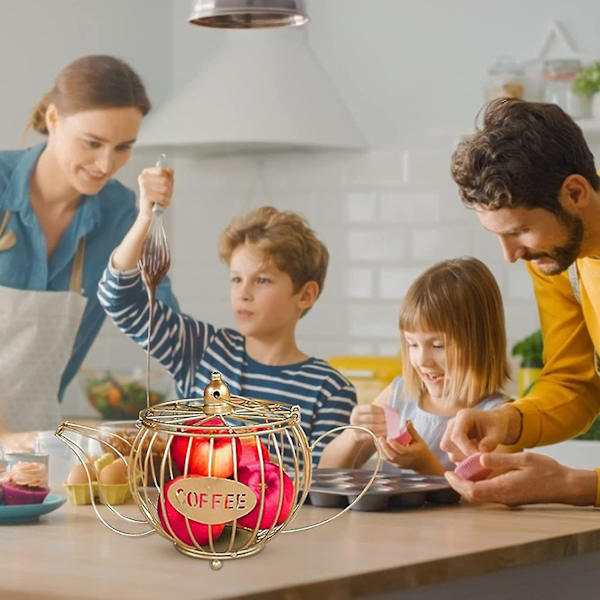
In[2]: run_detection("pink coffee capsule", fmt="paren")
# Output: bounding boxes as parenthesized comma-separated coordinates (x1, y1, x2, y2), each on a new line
(454, 452, 492, 482)
(382, 407, 401, 440)
(393, 427, 412, 446)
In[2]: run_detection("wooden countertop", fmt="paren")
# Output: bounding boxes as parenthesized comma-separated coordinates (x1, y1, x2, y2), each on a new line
(1, 498, 599, 599)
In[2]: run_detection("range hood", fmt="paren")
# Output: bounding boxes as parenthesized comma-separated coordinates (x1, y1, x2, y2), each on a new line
(136, 28, 366, 153)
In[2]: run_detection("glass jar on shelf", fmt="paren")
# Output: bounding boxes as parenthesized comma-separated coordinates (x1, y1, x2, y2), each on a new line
(485, 56, 525, 102)
(541, 58, 586, 118)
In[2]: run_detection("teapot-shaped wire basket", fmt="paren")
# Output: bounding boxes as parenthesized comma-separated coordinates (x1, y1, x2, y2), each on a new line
(57, 371, 381, 569)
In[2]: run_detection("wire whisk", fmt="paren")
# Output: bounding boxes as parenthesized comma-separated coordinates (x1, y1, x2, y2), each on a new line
(139, 153, 172, 408)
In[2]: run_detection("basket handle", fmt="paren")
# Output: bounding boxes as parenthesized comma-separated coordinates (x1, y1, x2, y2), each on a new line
(282, 425, 381, 534)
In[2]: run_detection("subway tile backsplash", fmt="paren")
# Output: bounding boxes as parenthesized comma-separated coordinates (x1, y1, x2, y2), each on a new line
(379, 190, 441, 223)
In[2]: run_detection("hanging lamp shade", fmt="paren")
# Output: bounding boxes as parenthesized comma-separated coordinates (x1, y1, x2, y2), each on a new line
(188, 0, 309, 29)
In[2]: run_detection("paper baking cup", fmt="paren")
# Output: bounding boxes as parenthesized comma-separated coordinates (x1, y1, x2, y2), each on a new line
(454, 453, 492, 482)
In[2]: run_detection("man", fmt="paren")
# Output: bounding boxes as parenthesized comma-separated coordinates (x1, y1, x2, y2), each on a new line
(442, 97, 600, 506)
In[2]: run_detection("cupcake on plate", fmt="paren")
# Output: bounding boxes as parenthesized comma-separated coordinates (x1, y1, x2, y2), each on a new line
(3, 462, 50, 505)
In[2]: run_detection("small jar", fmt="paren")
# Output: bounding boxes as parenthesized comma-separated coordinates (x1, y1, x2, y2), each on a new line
(485, 56, 525, 101)
(542, 58, 584, 118)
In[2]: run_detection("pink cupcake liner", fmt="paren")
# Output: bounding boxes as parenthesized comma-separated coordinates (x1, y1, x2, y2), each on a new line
(3, 483, 50, 505)
(382, 408, 412, 445)
(383, 407, 400, 439)
(454, 453, 492, 482)
(393, 427, 413, 446)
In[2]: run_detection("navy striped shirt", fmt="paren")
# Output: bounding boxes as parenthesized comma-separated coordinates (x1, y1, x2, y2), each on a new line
(98, 262, 356, 466)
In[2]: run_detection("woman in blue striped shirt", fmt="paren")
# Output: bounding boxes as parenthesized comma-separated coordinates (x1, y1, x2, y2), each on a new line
(98, 206, 356, 466)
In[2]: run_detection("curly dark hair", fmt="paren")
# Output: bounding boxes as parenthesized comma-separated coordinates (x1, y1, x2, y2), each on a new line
(451, 98, 599, 214)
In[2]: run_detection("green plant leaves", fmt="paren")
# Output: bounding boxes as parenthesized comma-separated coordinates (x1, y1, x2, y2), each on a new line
(511, 329, 543, 368)
(573, 61, 600, 98)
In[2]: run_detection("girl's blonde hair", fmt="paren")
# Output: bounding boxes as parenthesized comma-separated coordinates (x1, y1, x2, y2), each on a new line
(28, 55, 150, 134)
(399, 257, 509, 408)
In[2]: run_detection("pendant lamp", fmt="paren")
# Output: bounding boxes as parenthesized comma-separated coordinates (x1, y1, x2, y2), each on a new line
(188, 0, 308, 29)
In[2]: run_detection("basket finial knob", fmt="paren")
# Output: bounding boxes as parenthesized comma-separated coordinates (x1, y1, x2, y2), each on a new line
(203, 371, 232, 415)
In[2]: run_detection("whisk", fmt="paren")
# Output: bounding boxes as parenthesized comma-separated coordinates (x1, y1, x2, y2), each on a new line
(139, 153, 172, 408)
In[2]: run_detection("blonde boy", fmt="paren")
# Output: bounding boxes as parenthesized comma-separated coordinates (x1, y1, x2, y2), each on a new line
(98, 205, 356, 466)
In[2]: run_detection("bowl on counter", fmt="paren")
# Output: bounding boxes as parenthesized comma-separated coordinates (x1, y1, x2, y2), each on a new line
(79, 367, 173, 420)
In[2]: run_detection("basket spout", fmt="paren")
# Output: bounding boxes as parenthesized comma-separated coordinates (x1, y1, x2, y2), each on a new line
(54, 421, 154, 537)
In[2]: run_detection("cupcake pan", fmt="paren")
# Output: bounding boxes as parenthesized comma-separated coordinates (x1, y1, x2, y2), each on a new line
(307, 468, 460, 512)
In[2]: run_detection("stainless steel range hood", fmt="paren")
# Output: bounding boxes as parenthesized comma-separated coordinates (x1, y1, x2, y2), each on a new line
(136, 27, 366, 154)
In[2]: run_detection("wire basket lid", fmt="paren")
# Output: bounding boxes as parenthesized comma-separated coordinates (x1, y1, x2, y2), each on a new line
(137, 372, 302, 437)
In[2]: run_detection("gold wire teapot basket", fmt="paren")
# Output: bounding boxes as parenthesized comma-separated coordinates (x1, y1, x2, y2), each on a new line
(56, 371, 380, 570)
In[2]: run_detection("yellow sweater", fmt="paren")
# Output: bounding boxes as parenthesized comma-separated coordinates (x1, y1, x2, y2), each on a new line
(514, 261, 600, 506)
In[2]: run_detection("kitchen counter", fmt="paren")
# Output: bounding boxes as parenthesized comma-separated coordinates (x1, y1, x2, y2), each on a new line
(0, 500, 599, 599)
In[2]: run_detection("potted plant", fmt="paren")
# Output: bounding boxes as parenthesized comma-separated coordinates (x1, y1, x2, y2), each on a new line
(511, 329, 543, 396)
(572, 61, 600, 119)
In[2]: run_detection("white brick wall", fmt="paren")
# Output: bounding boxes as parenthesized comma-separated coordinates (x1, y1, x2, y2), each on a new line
(380, 190, 441, 223)
(379, 267, 424, 300)
(347, 229, 407, 261)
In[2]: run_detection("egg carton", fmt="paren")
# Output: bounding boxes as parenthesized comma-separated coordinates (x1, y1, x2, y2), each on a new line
(307, 468, 460, 511)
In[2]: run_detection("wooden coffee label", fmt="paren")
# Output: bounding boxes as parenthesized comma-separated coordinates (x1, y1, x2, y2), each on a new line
(167, 476, 257, 524)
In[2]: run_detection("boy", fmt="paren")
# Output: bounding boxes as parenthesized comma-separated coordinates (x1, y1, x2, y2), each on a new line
(98, 204, 356, 467)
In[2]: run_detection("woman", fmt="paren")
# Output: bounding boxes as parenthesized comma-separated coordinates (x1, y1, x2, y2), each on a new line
(0, 55, 178, 435)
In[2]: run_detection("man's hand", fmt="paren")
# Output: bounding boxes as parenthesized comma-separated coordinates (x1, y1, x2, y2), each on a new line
(440, 404, 522, 463)
(445, 451, 597, 506)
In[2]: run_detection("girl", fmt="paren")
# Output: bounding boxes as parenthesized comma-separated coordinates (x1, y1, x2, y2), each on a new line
(0, 55, 178, 437)
(319, 257, 511, 475)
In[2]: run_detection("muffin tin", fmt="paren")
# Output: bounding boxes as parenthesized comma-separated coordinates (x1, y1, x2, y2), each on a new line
(307, 468, 460, 511)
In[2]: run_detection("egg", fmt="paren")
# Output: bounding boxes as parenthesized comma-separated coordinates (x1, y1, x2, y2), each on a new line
(67, 462, 97, 484)
(93, 453, 114, 474)
(98, 458, 128, 485)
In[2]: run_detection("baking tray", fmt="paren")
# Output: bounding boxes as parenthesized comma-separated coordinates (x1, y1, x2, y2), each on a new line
(307, 468, 460, 511)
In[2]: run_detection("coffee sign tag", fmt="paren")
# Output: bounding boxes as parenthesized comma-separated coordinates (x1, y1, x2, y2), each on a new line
(167, 476, 257, 524)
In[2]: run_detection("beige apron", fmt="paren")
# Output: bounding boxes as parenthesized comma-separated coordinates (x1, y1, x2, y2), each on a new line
(0, 211, 87, 431)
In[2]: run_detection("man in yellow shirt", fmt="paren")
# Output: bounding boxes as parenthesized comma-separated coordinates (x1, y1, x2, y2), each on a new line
(442, 97, 600, 506)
